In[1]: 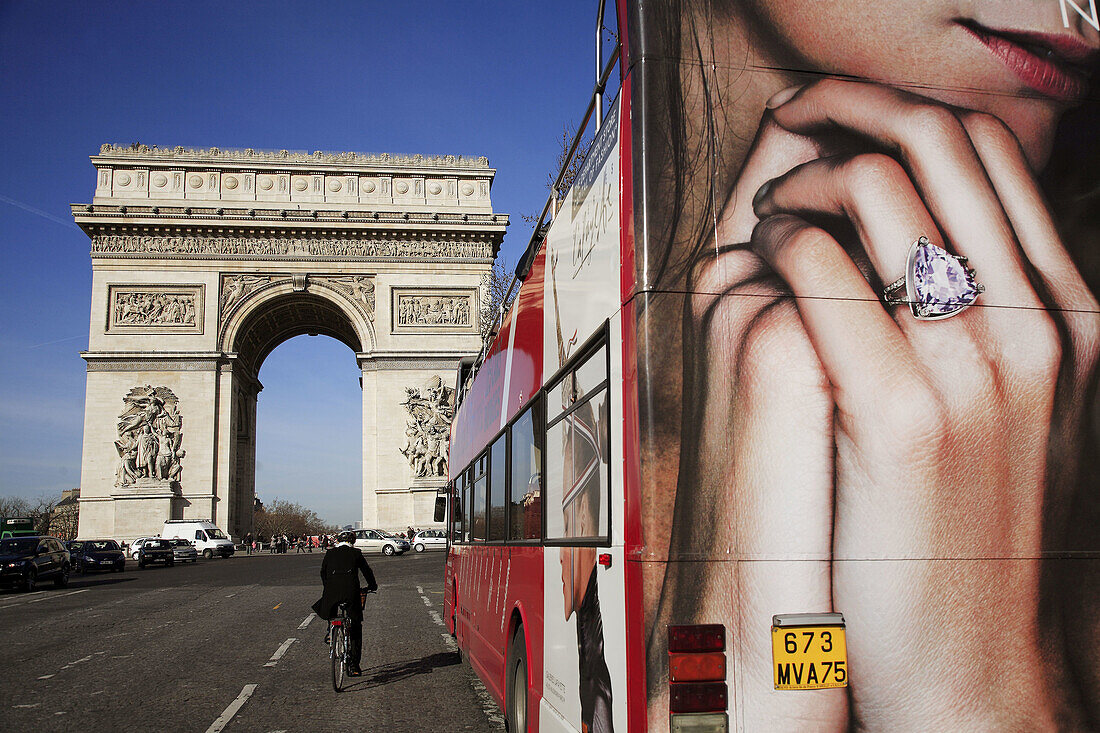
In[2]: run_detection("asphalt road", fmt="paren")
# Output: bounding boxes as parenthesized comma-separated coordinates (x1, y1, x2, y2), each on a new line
(0, 549, 504, 732)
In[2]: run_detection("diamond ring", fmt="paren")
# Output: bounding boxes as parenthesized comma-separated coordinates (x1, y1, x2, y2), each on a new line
(881, 236, 985, 320)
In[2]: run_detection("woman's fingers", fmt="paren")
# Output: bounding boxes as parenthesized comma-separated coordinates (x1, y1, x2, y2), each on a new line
(714, 114, 823, 256)
(749, 214, 912, 415)
(768, 80, 1042, 310)
(957, 111, 1100, 373)
(752, 153, 993, 357)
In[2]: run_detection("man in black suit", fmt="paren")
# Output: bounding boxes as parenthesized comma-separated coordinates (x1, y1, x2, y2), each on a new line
(312, 530, 378, 676)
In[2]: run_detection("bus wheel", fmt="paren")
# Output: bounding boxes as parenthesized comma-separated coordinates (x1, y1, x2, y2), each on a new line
(505, 626, 528, 732)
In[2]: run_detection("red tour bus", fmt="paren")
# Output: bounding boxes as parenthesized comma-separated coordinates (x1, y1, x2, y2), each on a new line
(444, 1, 1100, 732)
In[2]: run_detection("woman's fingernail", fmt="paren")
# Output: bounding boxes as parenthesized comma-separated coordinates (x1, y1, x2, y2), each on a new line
(752, 180, 772, 209)
(765, 85, 802, 109)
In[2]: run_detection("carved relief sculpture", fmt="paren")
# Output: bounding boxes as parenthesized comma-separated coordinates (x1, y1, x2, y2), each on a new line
(326, 276, 376, 320)
(112, 291, 196, 326)
(399, 375, 455, 478)
(91, 235, 495, 260)
(220, 274, 272, 313)
(397, 294, 472, 327)
(114, 385, 184, 487)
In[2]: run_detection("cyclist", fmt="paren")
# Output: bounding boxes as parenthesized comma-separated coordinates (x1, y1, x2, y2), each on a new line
(311, 530, 378, 677)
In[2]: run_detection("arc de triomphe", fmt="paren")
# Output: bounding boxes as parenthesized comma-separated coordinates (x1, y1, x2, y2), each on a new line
(71, 145, 506, 542)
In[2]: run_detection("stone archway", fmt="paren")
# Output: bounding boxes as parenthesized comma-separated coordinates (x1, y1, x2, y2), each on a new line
(73, 145, 506, 542)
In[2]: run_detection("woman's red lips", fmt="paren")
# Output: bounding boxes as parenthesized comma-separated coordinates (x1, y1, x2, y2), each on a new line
(958, 20, 1097, 101)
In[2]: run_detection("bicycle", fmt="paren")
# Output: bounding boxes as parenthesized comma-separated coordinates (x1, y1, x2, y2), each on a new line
(329, 589, 372, 692)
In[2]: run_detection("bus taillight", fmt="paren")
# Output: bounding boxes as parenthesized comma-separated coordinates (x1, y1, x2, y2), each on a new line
(668, 625, 728, 732)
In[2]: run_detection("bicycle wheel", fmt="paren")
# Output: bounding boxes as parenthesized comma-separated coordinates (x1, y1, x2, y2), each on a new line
(331, 623, 346, 692)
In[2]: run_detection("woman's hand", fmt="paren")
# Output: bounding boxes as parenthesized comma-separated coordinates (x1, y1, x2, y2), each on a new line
(675, 116, 849, 731)
(751, 79, 1100, 730)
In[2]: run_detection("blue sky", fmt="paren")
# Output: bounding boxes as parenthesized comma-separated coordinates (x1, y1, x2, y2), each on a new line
(0, 0, 615, 524)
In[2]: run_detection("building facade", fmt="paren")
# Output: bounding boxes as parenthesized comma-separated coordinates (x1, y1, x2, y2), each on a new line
(72, 145, 506, 541)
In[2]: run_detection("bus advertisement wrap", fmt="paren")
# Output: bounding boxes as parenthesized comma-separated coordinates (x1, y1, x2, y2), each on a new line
(630, 0, 1100, 730)
(444, 2, 1099, 730)
(543, 93, 628, 733)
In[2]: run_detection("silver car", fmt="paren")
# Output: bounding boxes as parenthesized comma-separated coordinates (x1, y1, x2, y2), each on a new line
(411, 530, 447, 553)
(168, 538, 198, 563)
(352, 529, 407, 556)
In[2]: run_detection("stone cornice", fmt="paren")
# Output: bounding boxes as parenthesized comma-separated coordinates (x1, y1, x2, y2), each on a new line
(96, 144, 493, 172)
(71, 203, 508, 232)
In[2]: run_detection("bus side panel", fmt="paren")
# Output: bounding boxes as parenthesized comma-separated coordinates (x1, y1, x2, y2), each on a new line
(465, 546, 509, 705)
(504, 247, 546, 423)
(507, 544, 545, 732)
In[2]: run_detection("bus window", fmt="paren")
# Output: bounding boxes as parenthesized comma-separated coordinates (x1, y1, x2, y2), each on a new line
(546, 345, 610, 543)
(452, 474, 465, 543)
(489, 434, 507, 542)
(471, 454, 488, 541)
(509, 400, 542, 541)
(463, 467, 472, 543)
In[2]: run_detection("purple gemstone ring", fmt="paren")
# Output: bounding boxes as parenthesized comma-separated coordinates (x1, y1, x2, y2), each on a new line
(882, 236, 985, 320)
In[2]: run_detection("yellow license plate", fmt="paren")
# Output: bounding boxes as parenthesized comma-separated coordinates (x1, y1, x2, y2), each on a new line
(771, 614, 847, 690)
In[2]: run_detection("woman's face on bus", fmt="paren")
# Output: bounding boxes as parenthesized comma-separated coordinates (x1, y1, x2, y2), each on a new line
(731, 0, 1099, 166)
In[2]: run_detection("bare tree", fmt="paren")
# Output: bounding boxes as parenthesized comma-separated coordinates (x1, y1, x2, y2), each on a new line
(0, 496, 31, 520)
(521, 123, 595, 225)
(253, 498, 335, 540)
(480, 260, 517, 345)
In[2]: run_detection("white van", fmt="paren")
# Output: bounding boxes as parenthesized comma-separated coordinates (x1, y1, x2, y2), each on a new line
(161, 520, 235, 559)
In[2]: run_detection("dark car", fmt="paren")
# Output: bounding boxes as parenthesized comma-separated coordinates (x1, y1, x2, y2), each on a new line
(0, 536, 71, 591)
(136, 538, 174, 569)
(69, 539, 126, 574)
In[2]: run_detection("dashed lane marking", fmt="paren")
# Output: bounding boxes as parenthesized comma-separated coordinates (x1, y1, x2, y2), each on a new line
(263, 638, 297, 667)
(37, 674, 54, 680)
(429, 610, 444, 626)
(205, 684, 257, 733)
(297, 613, 316, 629)
(13, 703, 40, 708)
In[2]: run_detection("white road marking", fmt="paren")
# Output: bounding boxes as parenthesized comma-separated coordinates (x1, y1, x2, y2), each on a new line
(441, 633, 458, 652)
(13, 703, 40, 708)
(429, 610, 444, 626)
(297, 613, 316, 629)
(263, 638, 297, 667)
(416, 585, 424, 594)
(27, 589, 86, 604)
(37, 674, 54, 680)
(205, 684, 257, 733)
(0, 588, 88, 610)
(225, 593, 236, 598)
(421, 596, 433, 607)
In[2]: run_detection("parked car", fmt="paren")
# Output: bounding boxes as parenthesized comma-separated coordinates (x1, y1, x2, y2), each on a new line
(411, 529, 447, 553)
(136, 538, 174, 569)
(69, 539, 126, 574)
(0, 536, 70, 591)
(352, 529, 408, 556)
(128, 537, 155, 559)
(168, 539, 198, 563)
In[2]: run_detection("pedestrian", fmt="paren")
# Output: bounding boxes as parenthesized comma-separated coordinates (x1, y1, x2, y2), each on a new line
(296, 537, 305, 554)
(312, 530, 377, 678)
(245, 532, 253, 555)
